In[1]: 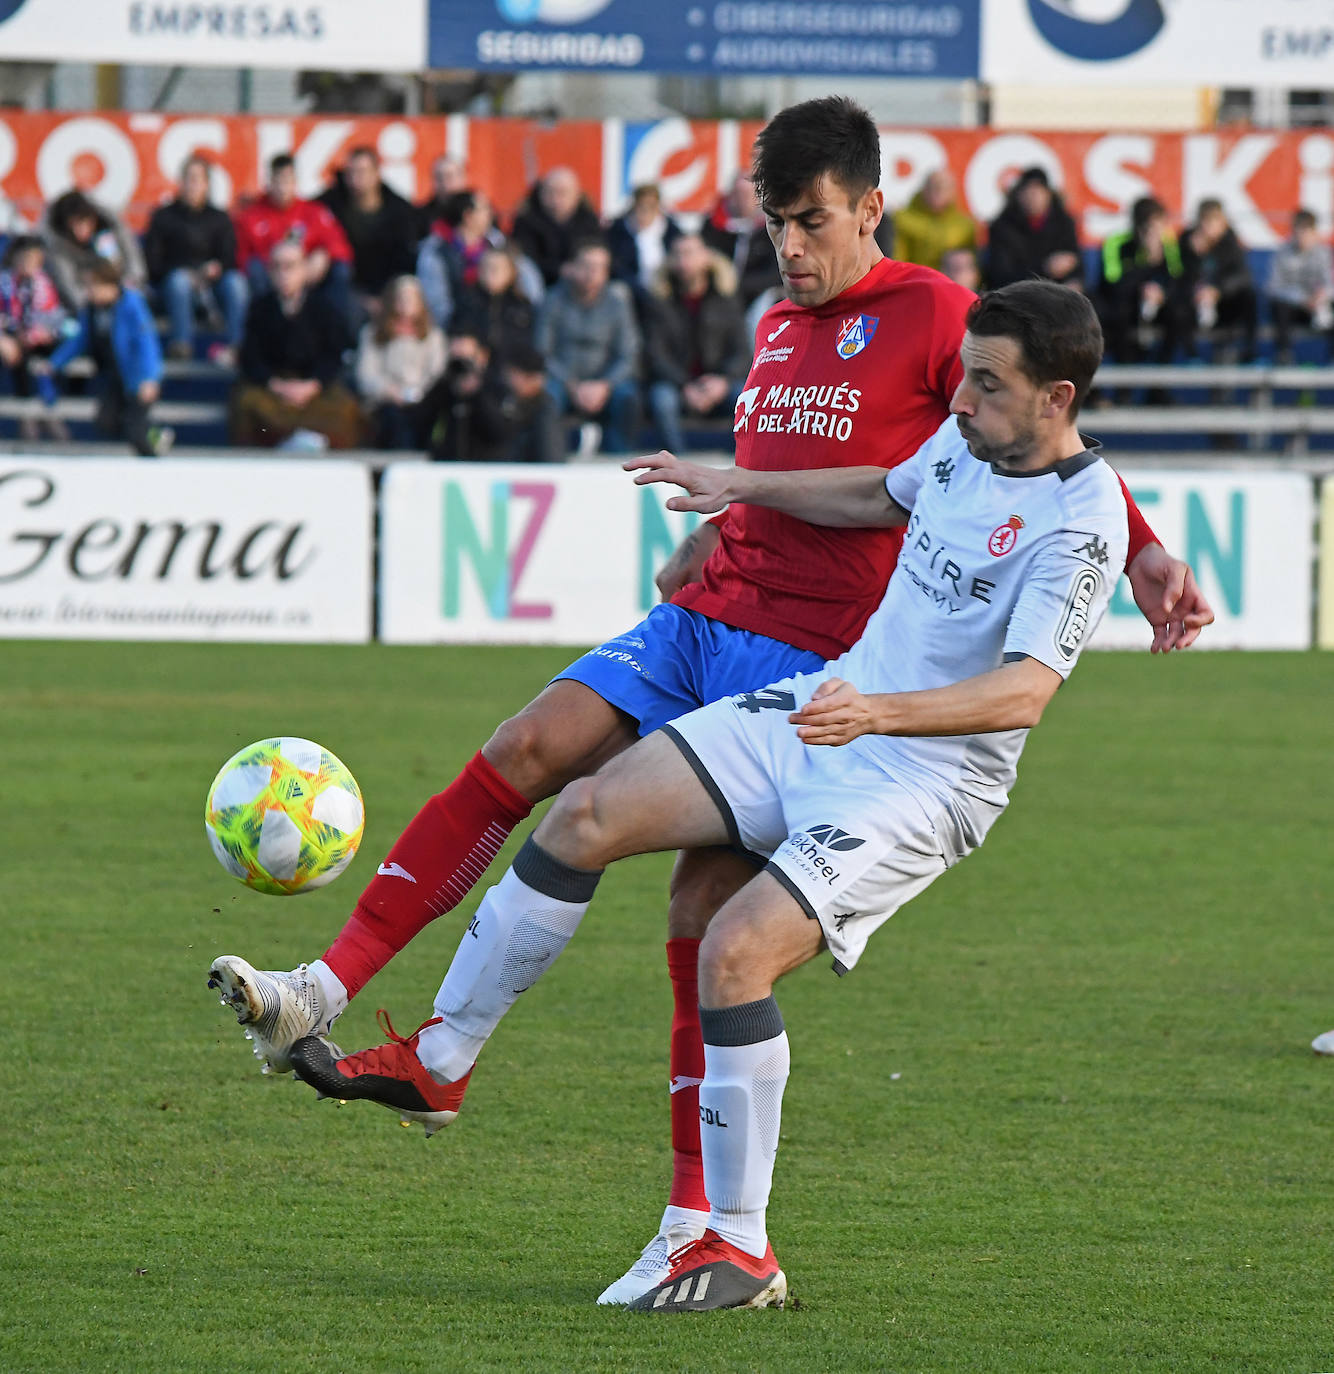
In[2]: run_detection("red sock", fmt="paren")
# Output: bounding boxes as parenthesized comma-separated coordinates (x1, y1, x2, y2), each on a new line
(666, 937, 710, 1213)
(322, 751, 532, 998)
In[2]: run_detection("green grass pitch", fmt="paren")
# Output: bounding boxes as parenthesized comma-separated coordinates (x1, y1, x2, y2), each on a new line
(2, 640, 1330, 1373)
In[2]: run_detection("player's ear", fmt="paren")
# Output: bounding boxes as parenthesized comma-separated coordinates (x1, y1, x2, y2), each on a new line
(861, 187, 884, 236)
(1045, 379, 1077, 419)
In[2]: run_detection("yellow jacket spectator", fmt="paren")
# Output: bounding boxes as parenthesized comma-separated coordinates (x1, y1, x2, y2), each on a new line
(892, 170, 977, 272)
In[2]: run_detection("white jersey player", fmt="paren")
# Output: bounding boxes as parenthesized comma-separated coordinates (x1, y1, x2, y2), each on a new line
(282, 281, 1148, 1312)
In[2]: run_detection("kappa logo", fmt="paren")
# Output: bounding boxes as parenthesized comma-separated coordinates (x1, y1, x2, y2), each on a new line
(1073, 532, 1110, 566)
(835, 314, 878, 360)
(805, 824, 865, 852)
(1027, 0, 1166, 62)
(767, 319, 792, 343)
(988, 515, 1025, 557)
(733, 385, 761, 432)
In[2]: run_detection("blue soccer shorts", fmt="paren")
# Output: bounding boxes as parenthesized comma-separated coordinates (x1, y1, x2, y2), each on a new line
(553, 603, 824, 738)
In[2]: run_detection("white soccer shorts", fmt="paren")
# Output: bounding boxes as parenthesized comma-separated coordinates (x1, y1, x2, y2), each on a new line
(663, 671, 998, 973)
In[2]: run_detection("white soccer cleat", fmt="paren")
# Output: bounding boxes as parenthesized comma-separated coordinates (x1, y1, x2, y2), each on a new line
(207, 956, 338, 1075)
(1312, 1029, 1334, 1056)
(596, 1219, 708, 1306)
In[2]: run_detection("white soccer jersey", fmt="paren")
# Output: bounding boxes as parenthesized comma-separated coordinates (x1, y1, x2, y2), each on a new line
(831, 413, 1129, 813)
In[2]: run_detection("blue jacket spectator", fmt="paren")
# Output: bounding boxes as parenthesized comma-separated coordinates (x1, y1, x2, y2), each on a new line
(48, 258, 169, 454)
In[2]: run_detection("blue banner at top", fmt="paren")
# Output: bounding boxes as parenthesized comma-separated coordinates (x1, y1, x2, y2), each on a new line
(430, 2, 980, 78)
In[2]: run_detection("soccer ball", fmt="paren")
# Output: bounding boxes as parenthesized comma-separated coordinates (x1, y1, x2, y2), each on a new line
(205, 737, 365, 895)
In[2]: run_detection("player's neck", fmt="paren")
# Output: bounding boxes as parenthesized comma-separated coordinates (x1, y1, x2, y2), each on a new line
(992, 427, 1086, 475)
(820, 247, 885, 307)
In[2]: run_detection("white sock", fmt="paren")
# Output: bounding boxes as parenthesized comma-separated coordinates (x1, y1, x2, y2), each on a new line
(697, 998, 790, 1259)
(659, 1203, 710, 1238)
(305, 958, 348, 1030)
(416, 837, 601, 1083)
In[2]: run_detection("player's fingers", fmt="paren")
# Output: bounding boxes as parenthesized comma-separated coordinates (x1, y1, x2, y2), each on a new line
(811, 678, 847, 701)
(1160, 561, 1187, 614)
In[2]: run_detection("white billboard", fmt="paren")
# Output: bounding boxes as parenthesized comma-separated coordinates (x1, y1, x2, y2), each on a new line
(0, 458, 372, 643)
(381, 462, 1313, 652)
(379, 463, 705, 645)
(0, 0, 425, 71)
(1090, 470, 1313, 651)
(983, 0, 1334, 87)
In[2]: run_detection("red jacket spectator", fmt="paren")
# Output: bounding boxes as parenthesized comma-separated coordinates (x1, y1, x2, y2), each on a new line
(234, 159, 353, 275)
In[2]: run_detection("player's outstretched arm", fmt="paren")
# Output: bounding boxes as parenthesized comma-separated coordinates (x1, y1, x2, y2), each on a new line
(789, 658, 1063, 747)
(1125, 543, 1215, 652)
(625, 451, 907, 528)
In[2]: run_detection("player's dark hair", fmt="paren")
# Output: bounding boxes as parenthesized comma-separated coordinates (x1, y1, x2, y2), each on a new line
(967, 281, 1103, 418)
(751, 96, 880, 211)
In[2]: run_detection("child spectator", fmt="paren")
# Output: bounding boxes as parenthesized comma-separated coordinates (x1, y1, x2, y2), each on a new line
(355, 275, 447, 450)
(0, 235, 68, 440)
(40, 189, 146, 313)
(892, 169, 976, 272)
(144, 155, 248, 363)
(234, 154, 354, 328)
(643, 233, 749, 455)
(1180, 199, 1256, 360)
(1266, 209, 1334, 362)
(451, 244, 539, 372)
(1096, 196, 1189, 363)
(44, 258, 171, 456)
(230, 240, 362, 449)
(417, 188, 503, 331)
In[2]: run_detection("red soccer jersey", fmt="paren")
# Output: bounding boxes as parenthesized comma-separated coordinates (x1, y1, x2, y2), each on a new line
(674, 256, 1156, 658)
(233, 194, 354, 272)
(674, 257, 971, 659)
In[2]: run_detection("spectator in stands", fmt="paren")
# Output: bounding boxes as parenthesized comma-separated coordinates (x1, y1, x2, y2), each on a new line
(535, 236, 641, 456)
(1266, 209, 1334, 362)
(40, 190, 146, 314)
(417, 155, 468, 240)
(423, 332, 560, 463)
(939, 246, 981, 293)
(43, 258, 171, 456)
(418, 188, 497, 331)
(355, 275, 446, 450)
(892, 169, 976, 272)
(1180, 198, 1257, 360)
(985, 166, 1083, 291)
(643, 233, 749, 455)
(143, 155, 247, 363)
(0, 235, 68, 440)
(700, 172, 782, 307)
(318, 146, 420, 321)
(452, 243, 539, 371)
(512, 167, 602, 289)
(234, 153, 354, 328)
(1096, 196, 1189, 364)
(230, 239, 362, 450)
(608, 183, 682, 300)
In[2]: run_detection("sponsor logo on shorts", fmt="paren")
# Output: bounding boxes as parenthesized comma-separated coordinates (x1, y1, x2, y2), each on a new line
(988, 515, 1024, 557)
(589, 645, 648, 675)
(1055, 567, 1102, 659)
(805, 824, 865, 851)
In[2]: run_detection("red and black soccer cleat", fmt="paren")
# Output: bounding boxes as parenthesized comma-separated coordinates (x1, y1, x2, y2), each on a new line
(628, 1228, 787, 1312)
(289, 1009, 471, 1138)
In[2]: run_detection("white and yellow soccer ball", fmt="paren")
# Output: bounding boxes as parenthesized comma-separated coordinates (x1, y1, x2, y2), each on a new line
(205, 737, 365, 895)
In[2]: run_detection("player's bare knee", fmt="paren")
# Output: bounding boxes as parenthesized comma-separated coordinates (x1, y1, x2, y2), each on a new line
(482, 711, 564, 801)
(537, 776, 618, 869)
(697, 928, 766, 1007)
(667, 868, 731, 941)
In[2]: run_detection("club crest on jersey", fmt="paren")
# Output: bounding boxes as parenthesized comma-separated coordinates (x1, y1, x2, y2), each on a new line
(835, 314, 878, 360)
(988, 515, 1024, 557)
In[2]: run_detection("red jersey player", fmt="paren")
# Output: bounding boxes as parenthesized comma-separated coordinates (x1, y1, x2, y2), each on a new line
(207, 98, 1213, 1305)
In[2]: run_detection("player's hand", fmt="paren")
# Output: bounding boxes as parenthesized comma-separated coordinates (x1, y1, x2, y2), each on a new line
(624, 451, 733, 513)
(653, 520, 721, 601)
(1127, 543, 1215, 652)
(789, 678, 876, 747)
